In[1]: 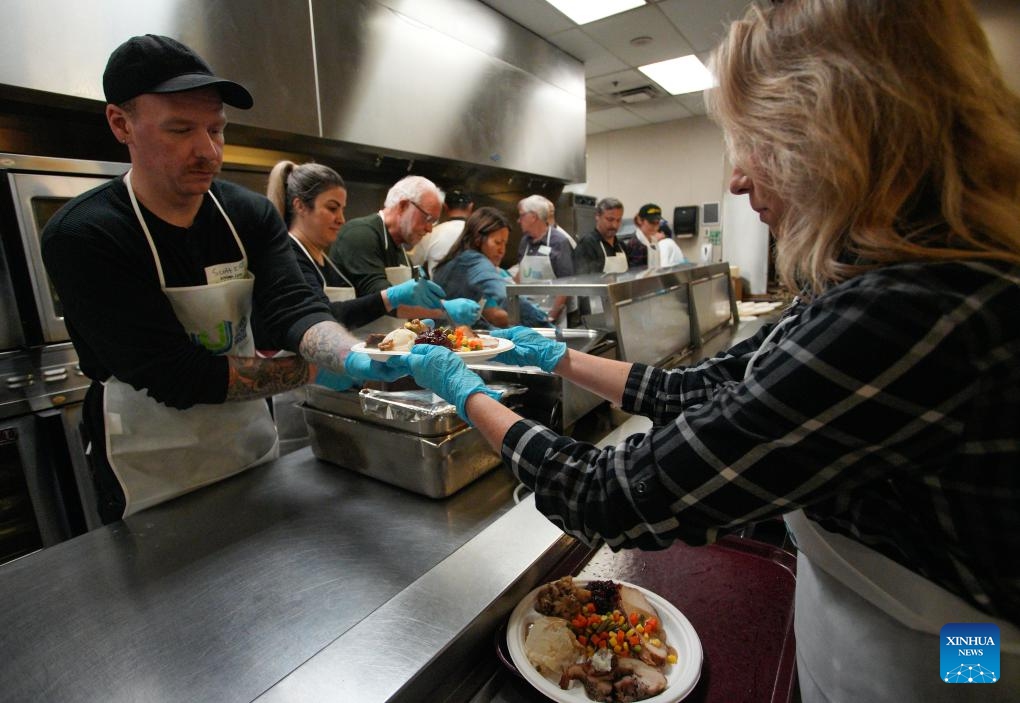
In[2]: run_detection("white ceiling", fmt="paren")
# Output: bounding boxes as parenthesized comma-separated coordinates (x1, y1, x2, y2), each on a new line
(477, 0, 754, 134)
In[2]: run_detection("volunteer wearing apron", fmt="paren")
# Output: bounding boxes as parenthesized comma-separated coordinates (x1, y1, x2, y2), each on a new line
(432, 207, 551, 330)
(260, 161, 448, 339)
(572, 197, 627, 276)
(572, 197, 627, 318)
(105, 171, 281, 517)
(41, 35, 405, 524)
(515, 194, 575, 326)
(327, 175, 481, 327)
(635, 203, 686, 269)
(400, 2, 1020, 701)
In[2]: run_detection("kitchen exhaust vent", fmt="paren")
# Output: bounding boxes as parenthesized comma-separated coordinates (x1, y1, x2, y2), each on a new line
(612, 85, 660, 103)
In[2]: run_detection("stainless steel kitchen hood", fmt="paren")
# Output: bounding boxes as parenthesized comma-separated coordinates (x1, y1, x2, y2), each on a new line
(0, 0, 586, 184)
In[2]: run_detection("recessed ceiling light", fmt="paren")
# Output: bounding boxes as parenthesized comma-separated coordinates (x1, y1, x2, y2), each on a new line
(544, 0, 646, 25)
(638, 55, 715, 95)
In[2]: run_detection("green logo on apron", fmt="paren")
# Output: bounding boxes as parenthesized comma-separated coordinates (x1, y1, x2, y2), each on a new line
(192, 320, 234, 354)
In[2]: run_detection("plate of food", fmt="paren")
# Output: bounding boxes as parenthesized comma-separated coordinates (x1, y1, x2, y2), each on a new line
(353, 319, 513, 363)
(506, 576, 702, 703)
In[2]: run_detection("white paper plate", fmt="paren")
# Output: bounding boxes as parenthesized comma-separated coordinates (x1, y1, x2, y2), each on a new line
(506, 580, 703, 703)
(352, 335, 513, 363)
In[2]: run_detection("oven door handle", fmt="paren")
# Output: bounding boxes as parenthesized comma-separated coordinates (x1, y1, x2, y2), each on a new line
(25, 409, 87, 544)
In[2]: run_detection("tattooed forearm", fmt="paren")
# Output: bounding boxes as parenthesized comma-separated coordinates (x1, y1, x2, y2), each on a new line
(225, 354, 311, 401)
(298, 320, 361, 371)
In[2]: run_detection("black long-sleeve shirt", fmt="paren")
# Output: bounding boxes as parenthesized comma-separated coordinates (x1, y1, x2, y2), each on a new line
(252, 237, 387, 348)
(41, 176, 333, 409)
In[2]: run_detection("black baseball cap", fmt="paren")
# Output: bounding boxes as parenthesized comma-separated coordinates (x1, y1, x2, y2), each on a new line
(103, 34, 253, 109)
(638, 203, 663, 221)
(444, 187, 473, 207)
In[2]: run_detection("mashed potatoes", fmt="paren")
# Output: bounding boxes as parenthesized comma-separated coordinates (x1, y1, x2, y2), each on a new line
(524, 616, 582, 677)
(377, 327, 417, 351)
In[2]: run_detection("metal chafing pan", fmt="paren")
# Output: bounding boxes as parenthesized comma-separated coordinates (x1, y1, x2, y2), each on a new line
(301, 384, 525, 498)
(305, 386, 466, 437)
(301, 405, 502, 499)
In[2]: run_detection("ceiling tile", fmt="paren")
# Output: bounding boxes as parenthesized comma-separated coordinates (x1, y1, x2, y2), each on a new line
(624, 96, 696, 123)
(657, 0, 752, 53)
(579, 5, 695, 66)
(479, 0, 750, 127)
(586, 92, 619, 110)
(548, 28, 630, 76)
(587, 69, 654, 97)
(676, 91, 709, 115)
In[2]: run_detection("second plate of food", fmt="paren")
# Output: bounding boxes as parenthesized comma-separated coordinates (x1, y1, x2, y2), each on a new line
(352, 335, 513, 363)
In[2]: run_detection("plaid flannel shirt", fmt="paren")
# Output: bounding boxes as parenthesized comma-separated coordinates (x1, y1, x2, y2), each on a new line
(503, 260, 1020, 623)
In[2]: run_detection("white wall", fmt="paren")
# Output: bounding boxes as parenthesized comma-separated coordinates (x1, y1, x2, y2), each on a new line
(569, 115, 770, 292)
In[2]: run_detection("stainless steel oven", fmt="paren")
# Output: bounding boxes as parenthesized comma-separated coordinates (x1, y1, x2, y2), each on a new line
(0, 154, 127, 563)
(1, 154, 128, 346)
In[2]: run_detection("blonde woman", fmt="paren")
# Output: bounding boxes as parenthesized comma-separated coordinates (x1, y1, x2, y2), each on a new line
(393, 1, 1020, 700)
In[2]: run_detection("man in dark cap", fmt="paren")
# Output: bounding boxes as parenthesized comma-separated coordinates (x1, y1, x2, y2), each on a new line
(633, 203, 686, 268)
(41, 35, 404, 523)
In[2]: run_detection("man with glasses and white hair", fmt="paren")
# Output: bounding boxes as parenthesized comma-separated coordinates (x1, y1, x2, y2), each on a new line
(328, 175, 480, 325)
(515, 194, 575, 326)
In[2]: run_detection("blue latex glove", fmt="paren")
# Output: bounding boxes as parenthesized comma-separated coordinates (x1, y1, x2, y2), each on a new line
(312, 351, 408, 391)
(441, 298, 482, 326)
(313, 367, 355, 391)
(489, 326, 567, 372)
(419, 318, 436, 329)
(343, 350, 408, 383)
(404, 345, 501, 421)
(386, 278, 445, 309)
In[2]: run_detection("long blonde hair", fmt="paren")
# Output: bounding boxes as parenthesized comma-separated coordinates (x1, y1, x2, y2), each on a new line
(706, 0, 1020, 294)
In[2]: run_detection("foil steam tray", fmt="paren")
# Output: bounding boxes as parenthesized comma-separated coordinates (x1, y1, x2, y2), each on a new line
(304, 384, 526, 438)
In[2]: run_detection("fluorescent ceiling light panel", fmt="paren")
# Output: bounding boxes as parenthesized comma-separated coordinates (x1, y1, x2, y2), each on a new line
(638, 55, 715, 95)
(545, 0, 646, 25)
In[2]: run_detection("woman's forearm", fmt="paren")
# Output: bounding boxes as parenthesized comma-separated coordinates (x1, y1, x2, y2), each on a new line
(468, 348, 634, 451)
(484, 307, 510, 327)
(466, 392, 523, 450)
(552, 349, 632, 407)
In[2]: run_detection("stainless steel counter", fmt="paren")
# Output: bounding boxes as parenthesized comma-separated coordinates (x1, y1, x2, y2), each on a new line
(0, 447, 581, 703)
(0, 319, 777, 703)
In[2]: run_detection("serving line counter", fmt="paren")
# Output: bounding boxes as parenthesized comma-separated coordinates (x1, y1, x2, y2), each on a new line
(0, 317, 791, 703)
(505, 261, 738, 368)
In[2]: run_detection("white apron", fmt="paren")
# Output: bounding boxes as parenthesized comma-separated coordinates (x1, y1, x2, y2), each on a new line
(744, 313, 1020, 701)
(289, 232, 356, 302)
(378, 211, 415, 285)
(588, 240, 628, 315)
(602, 247, 628, 274)
(105, 171, 279, 517)
(634, 229, 660, 269)
(520, 227, 562, 324)
(786, 512, 1020, 702)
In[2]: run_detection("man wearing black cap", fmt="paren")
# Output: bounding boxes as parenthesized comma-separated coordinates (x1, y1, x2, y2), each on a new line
(634, 203, 687, 268)
(41, 35, 404, 523)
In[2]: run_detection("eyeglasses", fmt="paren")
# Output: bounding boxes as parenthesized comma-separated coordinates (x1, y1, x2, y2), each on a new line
(409, 200, 439, 226)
